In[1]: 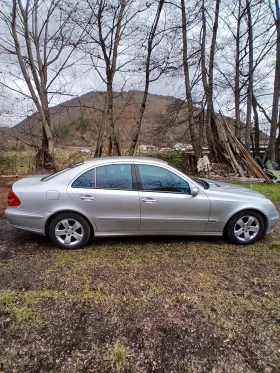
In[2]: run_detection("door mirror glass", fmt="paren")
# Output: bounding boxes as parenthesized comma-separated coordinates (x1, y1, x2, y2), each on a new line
(191, 187, 199, 196)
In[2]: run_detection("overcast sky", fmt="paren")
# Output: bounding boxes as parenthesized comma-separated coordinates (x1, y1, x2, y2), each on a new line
(0, 0, 276, 133)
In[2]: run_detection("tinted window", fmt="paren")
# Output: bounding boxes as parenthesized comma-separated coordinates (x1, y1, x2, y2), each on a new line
(138, 165, 190, 193)
(96, 164, 133, 190)
(72, 169, 95, 188)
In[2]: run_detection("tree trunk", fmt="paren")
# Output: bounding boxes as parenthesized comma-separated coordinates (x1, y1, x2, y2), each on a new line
(252, 93, 260, 157)
(181, 0, 201, 161)
(245, 0, 253, 152)
(94, 95, 108, 158)
(235, 1, 241, 140)
(201, 0, 221, 162)
(267, 0, 280, 161)
(107, 81, 121, 156)
(275, 113, 280, 164)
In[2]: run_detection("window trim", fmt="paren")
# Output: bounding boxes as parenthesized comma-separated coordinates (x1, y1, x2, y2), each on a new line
(71, 163, 137, 191)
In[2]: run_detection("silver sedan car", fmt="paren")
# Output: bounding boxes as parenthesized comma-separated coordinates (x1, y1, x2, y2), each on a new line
(5, 156, 279, 249)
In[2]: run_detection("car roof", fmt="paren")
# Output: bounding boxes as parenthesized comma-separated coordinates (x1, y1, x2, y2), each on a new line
(83, 156, 168, 165)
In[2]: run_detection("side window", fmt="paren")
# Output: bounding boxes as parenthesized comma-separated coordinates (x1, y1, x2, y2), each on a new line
(138, 165, 190, 193)
(72, 169, 95, 188)
(96, 164, 133, 190)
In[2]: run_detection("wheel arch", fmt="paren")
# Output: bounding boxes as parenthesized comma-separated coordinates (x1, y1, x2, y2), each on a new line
(222, 208, 268, 237)
(45, 210, 95, 236)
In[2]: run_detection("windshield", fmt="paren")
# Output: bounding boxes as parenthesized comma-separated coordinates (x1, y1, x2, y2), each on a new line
(191, 177, 210, 189)
(41, 162, 84, 181)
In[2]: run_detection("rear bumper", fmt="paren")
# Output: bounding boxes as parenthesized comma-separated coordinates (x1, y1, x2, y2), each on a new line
(5, 207, 49, 235)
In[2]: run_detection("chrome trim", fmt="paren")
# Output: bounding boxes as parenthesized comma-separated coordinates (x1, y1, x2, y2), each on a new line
(5, 212, 44, 219)
(140, 218, 209, 223)
(95, 217, 139, 221)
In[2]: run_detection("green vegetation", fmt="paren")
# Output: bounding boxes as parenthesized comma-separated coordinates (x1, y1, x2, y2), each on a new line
(55, 116, 90, 140)
(14, 307, 38, 323)
(0, 290, 17, 306)
(152, 150, 189, 172)
(107, 340, 131, 372)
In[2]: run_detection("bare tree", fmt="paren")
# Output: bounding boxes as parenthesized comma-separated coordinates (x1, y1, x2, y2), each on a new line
(0, 0, 83, 170)
(128, 0, 165, 155)
(217, 0, 276, 156)
(180, 0, 201, 161)
(71, 0, 149, 157)
(201, 0, 221, 161)
(234, 0, 242, 140)
(244, 0, 254, 151)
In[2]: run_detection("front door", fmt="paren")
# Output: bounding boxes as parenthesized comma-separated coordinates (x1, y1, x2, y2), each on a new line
(136, 164, 210, 232)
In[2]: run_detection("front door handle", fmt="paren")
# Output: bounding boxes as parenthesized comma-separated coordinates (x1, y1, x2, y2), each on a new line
(79, 194, 95, 201)
(141, 197, 156, 204)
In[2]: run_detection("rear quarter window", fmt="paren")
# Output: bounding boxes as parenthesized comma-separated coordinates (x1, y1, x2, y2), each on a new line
(72, 169, 95, 188)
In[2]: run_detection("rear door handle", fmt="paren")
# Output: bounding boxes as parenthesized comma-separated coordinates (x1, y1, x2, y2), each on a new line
(79, 194, 95, 201)
(141, 197, 156, 204)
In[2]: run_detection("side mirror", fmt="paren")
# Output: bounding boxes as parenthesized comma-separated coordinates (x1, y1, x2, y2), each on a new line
(191, 186, 199, 197)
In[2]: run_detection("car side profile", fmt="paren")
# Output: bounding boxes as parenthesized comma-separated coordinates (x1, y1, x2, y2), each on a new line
(5, 156, 279, 249)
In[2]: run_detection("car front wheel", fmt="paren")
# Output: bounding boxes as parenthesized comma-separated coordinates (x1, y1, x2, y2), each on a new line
(226, 210, 264, 245)
(49, 212, 91, 249)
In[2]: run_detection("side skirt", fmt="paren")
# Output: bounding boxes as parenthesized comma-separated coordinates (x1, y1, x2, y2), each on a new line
(94, 231, 223, 237)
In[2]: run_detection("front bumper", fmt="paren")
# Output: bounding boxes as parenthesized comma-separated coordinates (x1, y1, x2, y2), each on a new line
(266, 212, 279, 234)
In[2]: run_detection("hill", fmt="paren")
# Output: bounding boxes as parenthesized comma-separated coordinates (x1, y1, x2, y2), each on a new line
(2, 91, 268, 152)
(11, 91, 178, 150)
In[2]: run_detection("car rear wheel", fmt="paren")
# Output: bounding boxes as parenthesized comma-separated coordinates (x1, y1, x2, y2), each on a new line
(226, 210, 264, 245)
(49, 213, 91, 249)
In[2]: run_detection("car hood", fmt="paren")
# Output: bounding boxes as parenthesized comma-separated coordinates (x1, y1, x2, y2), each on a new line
(201, 178, 266, 198)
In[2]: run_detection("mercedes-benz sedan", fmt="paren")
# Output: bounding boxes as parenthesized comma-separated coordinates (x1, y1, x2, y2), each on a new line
(5, 157, 279, 249)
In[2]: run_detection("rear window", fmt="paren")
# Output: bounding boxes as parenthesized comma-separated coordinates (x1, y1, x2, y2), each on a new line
(41, 162, 84, 181)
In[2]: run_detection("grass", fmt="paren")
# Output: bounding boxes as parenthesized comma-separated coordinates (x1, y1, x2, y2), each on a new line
(0, 149, 93, 175)
(1, 237, 280, 372)
(107, 340, 131, 372)
(0, 290, 17, 306)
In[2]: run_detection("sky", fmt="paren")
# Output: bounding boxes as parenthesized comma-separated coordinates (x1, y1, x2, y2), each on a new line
(0, 0, 277, 133)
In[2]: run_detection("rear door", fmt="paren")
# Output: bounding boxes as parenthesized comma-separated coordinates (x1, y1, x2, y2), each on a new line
(67, 163, 140, 232)
(136, 164, 210, 232)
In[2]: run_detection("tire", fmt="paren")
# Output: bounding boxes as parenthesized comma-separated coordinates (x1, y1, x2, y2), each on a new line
(49, 212, 91, 249)
(226, 210, 264, 245)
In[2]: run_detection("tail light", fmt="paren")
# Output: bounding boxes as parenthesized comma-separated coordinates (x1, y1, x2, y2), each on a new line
(8, 189, 21, 207)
